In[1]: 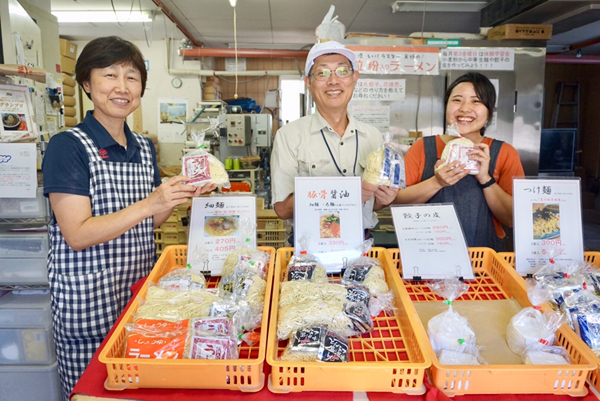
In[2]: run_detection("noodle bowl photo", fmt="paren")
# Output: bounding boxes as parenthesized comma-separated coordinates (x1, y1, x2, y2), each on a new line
(2, 113, 22, 131)
(319, 212, 341, 239)
(532, 203, 560, 240)
(204, 215, 239, 237)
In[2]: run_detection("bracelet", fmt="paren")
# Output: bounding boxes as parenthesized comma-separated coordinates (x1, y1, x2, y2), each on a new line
(479, 176, 496, 189)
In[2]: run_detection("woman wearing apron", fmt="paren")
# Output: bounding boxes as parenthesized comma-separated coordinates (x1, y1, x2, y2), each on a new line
(393, 72, 524, 251)
(42, 36, 215, 399)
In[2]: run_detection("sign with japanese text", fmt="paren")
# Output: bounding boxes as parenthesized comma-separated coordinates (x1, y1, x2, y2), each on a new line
(350, 105, 390, 132)
(347, 46, 439, 75)
(391, 204, 474, 280)
(0, 142, 37, 198)
(187, 195, 257, 276)
(352, 79, 406, 101)
(294, 177, 364, 271)
(441, 48, 515, 70)
(513, 178, 584, 275)
(0, 84, 38, 143)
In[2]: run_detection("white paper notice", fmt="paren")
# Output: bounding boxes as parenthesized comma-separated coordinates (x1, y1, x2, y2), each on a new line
(352, 79, 405, 101)
(294, 177, 364, 272)
(158, 98, 188, 143)
(513, 178, 584, 275)
(391, 204, 474, 280)
(187, 195, 257, 276)
(351, 105, 390, 132)
(441, 48, 515, 71)
(0, 143, 37, 198)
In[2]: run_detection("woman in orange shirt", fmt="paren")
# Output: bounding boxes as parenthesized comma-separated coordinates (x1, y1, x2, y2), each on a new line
(393, 72, 524, 251)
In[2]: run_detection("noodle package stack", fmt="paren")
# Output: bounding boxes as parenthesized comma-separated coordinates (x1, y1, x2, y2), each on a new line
(280, 325, 349, 362)
(362, 132, 406, 188)
(181, 125, 230, 188)
(436, 123, 480, 175)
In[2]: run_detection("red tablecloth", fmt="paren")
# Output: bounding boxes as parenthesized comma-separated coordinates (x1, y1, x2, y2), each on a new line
(71, 278, 599, 401)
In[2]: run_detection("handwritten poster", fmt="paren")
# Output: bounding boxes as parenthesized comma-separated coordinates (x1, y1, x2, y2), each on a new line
(391, 204, 474, 280)
(0, 142, 37, 198)
(187, 195, 256, 276)
(352, 79, 406, 101)
(348, 46, 439, 75)
(441, 48, 515, 71)
(294, 177, 364, 271)
(514, 178, 584, 275)
(0, 84, 38, 142)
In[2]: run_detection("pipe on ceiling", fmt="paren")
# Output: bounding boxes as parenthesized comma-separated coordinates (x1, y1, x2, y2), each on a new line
(180, 48, 309, 59)
(169, 69, 302, 77)
(152, 0, 202, 47)
(546, 55, 600, 64)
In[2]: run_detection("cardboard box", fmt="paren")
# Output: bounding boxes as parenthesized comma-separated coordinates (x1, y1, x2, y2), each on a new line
(59, 38, 78, 60)
(487, 24, 552, 40)
(61, 55, 76, 75)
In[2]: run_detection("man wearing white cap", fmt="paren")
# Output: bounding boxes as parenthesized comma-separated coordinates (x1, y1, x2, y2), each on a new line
(270, 41, 398, 233)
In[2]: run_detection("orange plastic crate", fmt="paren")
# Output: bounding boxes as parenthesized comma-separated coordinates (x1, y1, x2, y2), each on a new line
(386, 247, 597, 397)
(266, 247, 431, 394)
(499, 251, 600, 399)
(98, 245, 275, 392)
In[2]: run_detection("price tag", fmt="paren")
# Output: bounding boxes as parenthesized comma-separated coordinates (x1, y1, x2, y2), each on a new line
(294, 177, 364, 271)
(391, 204, 474, 280)
(513, 178, 584, 275)
(187, 194, 256, 275)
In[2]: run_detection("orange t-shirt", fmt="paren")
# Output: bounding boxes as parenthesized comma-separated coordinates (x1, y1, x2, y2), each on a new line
(404, 136, 525, 238)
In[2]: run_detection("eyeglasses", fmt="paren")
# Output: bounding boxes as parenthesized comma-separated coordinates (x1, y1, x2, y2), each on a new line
(309, 66, 353, 81)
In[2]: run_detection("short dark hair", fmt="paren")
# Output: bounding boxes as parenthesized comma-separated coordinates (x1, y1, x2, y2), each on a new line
(444, 72, 496, 136)
(75, 36, 147, 99)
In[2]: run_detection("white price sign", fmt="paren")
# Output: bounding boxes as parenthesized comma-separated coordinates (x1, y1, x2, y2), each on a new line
(391, 204, 474, 280)
(187, 195, 256, 276)
(294, 177, 364, 271)
(513, 178, 584, 275)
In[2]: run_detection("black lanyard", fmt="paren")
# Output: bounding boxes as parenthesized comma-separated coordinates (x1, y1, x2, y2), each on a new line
(320, 129, 359, 177)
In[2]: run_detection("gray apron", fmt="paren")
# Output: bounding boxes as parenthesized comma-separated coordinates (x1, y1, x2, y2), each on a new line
(47, 127, 156, 398)
(422, 136, 505, 251)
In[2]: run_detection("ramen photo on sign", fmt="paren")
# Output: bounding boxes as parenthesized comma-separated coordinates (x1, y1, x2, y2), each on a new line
(532, 203, 560, 240)
(319, 212, 341, 239)
(204, 215, 239, 237)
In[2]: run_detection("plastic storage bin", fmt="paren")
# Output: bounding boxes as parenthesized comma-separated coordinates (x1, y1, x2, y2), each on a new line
(0, 226, 49, 258)
(99, 245, 275, 392)
(0, 362, 62, 401)
(266, 247, 431, 394)
(386, 247, 597, 397)
(0, 187, 46, 219)
(0, 293, 55, 365)
(499, 251, 600, 399)
(0, 258, 49, 285)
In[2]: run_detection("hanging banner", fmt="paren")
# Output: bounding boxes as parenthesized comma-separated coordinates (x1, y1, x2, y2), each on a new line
(352, 79, 406, 101)
(187, 194, 257, 276)
(440, 48, 515, 71)
(347, 46, 439, 75)
(294, 176, 364, 271)
(513, 178, 584, 275)
(391, 204, 474, 280)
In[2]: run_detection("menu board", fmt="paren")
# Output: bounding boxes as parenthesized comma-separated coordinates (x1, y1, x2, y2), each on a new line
(513, 178, 584, 275)
(391, 204, 474, 280)
(187, 194, 256, 275)
(294, 177, 363, 271)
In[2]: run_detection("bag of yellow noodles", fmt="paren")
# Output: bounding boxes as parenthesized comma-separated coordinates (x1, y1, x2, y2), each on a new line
(362, 132, 406, 188)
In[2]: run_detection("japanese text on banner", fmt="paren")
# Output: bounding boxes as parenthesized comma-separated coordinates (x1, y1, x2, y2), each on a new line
(441, 48, 515, 70)
(348, 46, 439, 75)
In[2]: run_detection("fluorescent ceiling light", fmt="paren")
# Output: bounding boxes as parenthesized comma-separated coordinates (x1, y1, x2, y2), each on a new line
(391, 1, 487, 13)
(53, 11, 151, 23)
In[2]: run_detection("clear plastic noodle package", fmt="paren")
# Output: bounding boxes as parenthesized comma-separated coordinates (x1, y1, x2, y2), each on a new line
(181, 123, 230, 188)
(436, 123, 480, 175)
(221, 217, 270, 277)
(157, 266, 206, 291)
(280, 325, 350, 363)
(561, 290, 600, 352)
(285, 236, 328, 282)
(506, 307, 565, 356)
(362, 132, 406, 188)
(426, 275, 484, 365)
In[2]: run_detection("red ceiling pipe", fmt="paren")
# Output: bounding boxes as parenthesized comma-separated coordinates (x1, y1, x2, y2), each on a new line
(153, 0, 202, 47)
(180, 48, 309, 59)
(546, 55, 600, 64)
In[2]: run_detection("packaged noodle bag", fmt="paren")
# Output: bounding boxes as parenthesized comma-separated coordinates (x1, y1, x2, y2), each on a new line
(362, 132, 406, 188)
(221, 217, 270, 277)
(181, 122, 230, 188)
(436, 123, 480, 175)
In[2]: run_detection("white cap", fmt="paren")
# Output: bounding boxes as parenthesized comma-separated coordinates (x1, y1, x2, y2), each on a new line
(304, 41, 357, 76)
